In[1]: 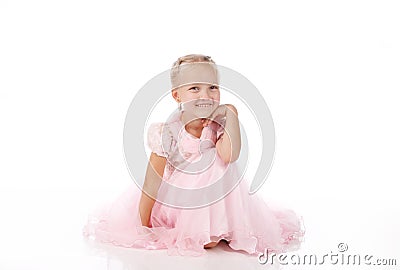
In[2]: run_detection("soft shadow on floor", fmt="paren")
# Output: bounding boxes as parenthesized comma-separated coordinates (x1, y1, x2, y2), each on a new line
(82, 238, 278, 270)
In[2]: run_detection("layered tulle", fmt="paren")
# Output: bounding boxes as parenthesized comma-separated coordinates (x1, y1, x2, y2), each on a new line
(83, 167, 305, 256)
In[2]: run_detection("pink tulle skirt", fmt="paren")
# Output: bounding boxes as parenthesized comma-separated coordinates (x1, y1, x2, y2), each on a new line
(82, 169, 305, 257)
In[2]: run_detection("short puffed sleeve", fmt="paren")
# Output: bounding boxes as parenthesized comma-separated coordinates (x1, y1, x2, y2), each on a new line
(147, 122, 171, 158)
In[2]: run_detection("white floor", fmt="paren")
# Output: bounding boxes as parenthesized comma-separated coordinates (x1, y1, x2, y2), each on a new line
(1, 188, 398, 270)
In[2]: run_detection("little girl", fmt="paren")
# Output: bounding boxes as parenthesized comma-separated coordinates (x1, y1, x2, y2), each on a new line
(83, 54, 305, 257)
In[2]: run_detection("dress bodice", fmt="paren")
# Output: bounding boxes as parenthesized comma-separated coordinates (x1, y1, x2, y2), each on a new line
(147, 110, 226, 180)
(147, 110, 225, 160)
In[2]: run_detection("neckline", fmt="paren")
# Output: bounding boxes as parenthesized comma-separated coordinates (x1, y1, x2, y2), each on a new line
(184, 126, 204, 140)
(178, 113, 206, 140)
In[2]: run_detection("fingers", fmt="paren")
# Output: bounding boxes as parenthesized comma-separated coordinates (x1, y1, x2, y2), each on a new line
(201, 118, 208, 127)
(200, 105, 229, 128)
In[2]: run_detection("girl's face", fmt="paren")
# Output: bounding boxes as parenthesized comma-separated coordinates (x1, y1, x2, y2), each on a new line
(175, 83, 220, 118)
(172, 63, 220, 119)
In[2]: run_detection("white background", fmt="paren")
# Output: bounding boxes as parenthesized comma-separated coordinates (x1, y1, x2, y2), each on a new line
(1, 0, 399, 269)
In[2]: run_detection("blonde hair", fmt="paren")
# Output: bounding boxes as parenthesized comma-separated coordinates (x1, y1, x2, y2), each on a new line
(170, 54, 218, 89)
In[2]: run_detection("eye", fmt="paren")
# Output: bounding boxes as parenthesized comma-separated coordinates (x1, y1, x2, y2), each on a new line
(210, 85, 219, 91)
(188, 86, 200, 92)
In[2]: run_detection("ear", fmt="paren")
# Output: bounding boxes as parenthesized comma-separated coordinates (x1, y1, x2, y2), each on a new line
(171, 89, 180, 102)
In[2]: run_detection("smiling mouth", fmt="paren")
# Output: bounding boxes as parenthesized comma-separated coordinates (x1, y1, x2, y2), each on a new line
(195, 103, 213, 108)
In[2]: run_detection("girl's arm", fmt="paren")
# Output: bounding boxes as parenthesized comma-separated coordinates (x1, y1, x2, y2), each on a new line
(139, 152, 166, 227)
(216, 104, 241, 163)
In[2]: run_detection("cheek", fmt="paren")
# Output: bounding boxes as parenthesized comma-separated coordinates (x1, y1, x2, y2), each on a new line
(181, 95, 197, 103)
(213, 92, 221, 101)
(178, 92, 192, 102)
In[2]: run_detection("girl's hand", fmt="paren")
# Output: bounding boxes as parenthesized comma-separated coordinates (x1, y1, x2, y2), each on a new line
(201, 104, 228, 128)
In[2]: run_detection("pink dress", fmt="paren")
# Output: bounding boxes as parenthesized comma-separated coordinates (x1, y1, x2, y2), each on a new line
(82, 110, 305, 256)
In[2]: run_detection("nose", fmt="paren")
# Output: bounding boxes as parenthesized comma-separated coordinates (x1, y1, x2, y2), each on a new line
(199, 88, 212, 100)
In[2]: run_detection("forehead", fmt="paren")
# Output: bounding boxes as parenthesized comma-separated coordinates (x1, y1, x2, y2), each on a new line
(172, 62, 219, 89)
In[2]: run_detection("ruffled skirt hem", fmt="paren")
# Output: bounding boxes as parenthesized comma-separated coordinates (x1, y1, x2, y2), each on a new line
(83, 206, 305, 257)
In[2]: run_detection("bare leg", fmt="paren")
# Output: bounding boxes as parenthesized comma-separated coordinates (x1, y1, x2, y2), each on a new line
(204, 241, 219, 249)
